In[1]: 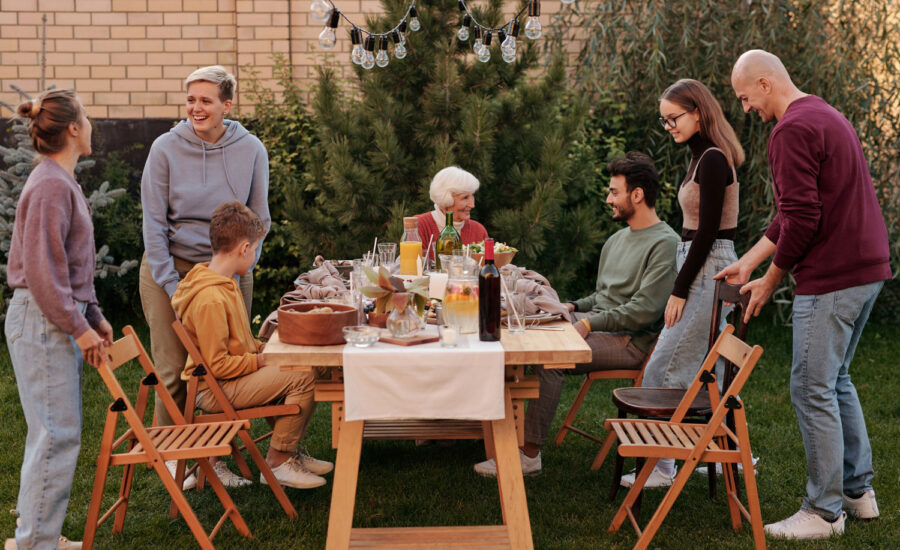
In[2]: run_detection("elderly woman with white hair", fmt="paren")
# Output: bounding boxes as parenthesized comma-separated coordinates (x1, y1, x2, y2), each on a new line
(414, 166, 489, 249)
(139, 65, 270, 488)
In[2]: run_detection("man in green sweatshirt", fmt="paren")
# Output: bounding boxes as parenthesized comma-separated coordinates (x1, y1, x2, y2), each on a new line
(475, 152, 678, 477)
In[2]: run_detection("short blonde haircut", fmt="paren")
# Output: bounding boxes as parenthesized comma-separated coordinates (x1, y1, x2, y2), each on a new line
(185, 65, 237, 101)
(429, 166, 480, 210)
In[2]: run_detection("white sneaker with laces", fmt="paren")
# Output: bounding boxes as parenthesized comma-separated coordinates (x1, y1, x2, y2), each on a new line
(843, 490, 879, 519)
(213, 460, 252, 488)
(297, 449, 334, 475)
(693, 456, 760, 477)
(165, 459, 197, 490)
(620, 466, 676, 488)
(263, 455, 326, 489)
(474, 450, 541, 477)
(764, 509, 845, 539)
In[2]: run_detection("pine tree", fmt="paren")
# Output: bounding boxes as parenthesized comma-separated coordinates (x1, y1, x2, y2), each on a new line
(277, 0, 605, 298)
(0, 87, 138, 312)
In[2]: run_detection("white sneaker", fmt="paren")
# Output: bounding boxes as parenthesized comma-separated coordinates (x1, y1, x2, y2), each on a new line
(4, 536, 82, 549)
(693, 456, 760, 477)
(620, 466, 676, 488)
(297, 450, 334, 476)
(764, 509, 845, 539)
(165, 460, 197, 490)
(474, 450, 541, 477)
(263, 456, 326, 489)
(213, 461, 252, 488)
(843, 490, 879, 519)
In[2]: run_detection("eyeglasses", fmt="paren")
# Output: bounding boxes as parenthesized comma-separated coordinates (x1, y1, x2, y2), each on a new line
(658, 111, 692, 129)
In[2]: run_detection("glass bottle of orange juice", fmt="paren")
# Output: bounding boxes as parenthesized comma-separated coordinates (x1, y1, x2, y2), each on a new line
(399, 216, 422, 275)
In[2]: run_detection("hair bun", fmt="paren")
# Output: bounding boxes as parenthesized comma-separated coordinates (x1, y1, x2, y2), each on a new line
(16, 99, 41, 119)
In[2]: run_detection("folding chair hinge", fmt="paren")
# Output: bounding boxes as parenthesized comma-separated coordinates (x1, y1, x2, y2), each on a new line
(110, 398, 127, 412)
(142, 373, 158, 385)
(699, 370, 716, 383)
(192, 364, 207, 376)
(725, 396, 742, 409)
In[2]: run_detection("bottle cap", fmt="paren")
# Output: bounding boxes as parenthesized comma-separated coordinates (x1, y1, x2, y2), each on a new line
(485, 238, 495, 261)
(403, 216, 418, 229)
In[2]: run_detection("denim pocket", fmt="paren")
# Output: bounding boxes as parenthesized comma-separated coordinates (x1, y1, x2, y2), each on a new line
(4, 295, 27, 345)
(833, 286, 872, 325)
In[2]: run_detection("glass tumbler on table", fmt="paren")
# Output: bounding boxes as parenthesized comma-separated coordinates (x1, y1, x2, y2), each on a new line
(377, 242, 397, 267)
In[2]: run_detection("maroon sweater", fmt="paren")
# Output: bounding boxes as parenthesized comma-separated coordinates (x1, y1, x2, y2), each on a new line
(7, 158, 105, 337)
(415, 212, 489, 249)
(764, 95, 891, 295)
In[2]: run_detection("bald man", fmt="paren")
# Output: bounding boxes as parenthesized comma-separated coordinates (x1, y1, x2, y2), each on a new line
(717, 49, 891, 540)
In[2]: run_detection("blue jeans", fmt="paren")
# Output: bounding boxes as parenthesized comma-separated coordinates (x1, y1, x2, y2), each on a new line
(791, 281, 882, 520)
(641, 240, 737, 389)
(6, 288, 86, 549)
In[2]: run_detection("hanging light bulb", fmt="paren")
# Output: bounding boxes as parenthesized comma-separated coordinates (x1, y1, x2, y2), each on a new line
(457, 13, 471, 41)
(561, 0, 575, 4)
(501, 19, 518, 62)
(472, 26, 483, 55)
(524, 0, 542, 40)
(362, 36, 375, 70)
(309, 0, 331, 23)
(318, 10, 340, 50)
(391, 30, 407, 59)
(375, 36, 390, 67)
(398, 20, 407, 45)
(350, 28, 364, 65)
(408, 6, 420, 32)
(477, 30, 491, 62)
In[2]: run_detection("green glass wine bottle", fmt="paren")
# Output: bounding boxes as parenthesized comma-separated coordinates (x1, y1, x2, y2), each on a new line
(435, 211, 461, 270)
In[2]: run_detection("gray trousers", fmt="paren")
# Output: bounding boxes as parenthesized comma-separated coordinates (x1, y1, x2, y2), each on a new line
(524, 312, 647, 447)
(139, 255, 253, 426)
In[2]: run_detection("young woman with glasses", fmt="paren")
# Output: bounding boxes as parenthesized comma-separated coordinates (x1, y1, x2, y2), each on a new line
(621, 79, 745, 489)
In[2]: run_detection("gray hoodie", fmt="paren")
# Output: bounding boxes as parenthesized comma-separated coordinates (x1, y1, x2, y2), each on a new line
(141, 119, 271, 297)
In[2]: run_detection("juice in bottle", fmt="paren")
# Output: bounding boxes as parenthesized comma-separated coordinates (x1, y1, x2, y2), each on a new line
(399, 217, 423, 275)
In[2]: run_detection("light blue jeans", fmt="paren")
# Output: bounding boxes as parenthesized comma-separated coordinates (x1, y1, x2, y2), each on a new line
(791, 280, 882, 521)
(6, 288, 87, 549)
(641, 240, 737, 389)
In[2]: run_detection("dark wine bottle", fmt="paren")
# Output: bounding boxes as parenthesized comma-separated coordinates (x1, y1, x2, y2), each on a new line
(479, 238, 501, 341)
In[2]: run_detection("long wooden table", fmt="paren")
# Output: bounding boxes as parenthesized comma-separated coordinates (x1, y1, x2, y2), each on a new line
(263, 322, 591, 550)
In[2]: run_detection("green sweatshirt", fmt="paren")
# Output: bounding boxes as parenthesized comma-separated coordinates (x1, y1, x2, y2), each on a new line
(573, 221, 678, 353)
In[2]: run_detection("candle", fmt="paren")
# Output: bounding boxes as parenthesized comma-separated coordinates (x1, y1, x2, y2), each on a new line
(428, 272, 448, 300)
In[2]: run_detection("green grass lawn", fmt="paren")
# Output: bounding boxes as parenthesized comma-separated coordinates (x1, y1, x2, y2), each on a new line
(1, 317, 898, 549)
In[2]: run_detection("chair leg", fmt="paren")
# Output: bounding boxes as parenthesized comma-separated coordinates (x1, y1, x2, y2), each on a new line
(83, 454, 111, 550)
(153, 460, 218, 550)
(112, 464, 136, 533)
(231, 441, 253, 480)
(632, 458, 700, 550)
(608, 454, 624, 502)
(722, 456, 742, 531)
(169, 459, 189, 519)
(553, 376, 593, 446)
(482, 420, 496, 461)
(741, 453, 766, 550)
(238, 429, 298, 519)
(608, 457, 659, 533)
(707, 460, 717, 500)
(196, 457, 252, 539)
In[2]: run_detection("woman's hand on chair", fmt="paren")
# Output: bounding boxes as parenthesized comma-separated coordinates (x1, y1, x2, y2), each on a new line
(664, 295, 686, 328)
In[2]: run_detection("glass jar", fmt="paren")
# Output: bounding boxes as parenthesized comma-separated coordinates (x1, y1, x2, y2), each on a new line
(442, 256, 479, 334)
(387, 292, 421, 338)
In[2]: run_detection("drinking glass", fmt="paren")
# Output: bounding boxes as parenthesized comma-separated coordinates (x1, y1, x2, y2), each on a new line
(377, 242, 397, 267)
(505, 292, 527, 334)
(439, 324, 459, 347)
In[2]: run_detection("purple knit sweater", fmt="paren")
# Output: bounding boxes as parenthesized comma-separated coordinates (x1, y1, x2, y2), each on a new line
(7, 158, 105, 337)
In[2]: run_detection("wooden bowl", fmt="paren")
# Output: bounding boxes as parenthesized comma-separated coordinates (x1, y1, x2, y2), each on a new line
(469, 250, 516, 268)
(277, 302, 357, 345)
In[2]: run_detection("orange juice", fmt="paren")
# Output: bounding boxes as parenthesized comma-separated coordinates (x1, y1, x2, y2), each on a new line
(443, 280, 479, 333)
(400, 240, 422, 275)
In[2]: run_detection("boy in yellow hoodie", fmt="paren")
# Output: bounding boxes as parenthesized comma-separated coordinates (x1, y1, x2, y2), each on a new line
(172, 201, 332, 489)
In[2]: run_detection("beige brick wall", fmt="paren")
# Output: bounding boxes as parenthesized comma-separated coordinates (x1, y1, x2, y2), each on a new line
(0, 0, 572, 118)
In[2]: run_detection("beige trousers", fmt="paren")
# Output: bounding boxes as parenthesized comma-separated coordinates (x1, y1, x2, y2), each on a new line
(139, 255, 253, 426)
(196, 366, 323, 451)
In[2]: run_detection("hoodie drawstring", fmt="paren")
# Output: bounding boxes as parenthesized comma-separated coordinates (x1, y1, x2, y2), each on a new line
(201, 141, 207, 186)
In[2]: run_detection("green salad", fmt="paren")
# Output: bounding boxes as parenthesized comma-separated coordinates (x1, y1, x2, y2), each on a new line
(467, 240, 517, 254)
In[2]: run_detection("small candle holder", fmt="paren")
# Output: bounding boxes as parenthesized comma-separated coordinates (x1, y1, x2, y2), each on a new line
(439, 324, 459, 348)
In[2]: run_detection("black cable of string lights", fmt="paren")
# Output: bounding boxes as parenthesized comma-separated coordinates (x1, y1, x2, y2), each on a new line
(307, 0, 562, 68)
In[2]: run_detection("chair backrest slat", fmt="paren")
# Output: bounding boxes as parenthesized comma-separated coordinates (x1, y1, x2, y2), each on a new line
(103, 334, 141, 371)
(715, 331, 754, 368)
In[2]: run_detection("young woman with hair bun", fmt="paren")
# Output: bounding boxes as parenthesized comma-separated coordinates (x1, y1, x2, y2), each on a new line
(5, 89, 112, 550)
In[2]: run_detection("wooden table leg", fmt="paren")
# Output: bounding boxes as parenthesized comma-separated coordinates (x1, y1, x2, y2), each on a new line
(326, 419, 364, 550)
(491, 387, 534, 550)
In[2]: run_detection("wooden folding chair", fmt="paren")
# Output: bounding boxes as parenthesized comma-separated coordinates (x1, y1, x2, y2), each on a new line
(603, 325, 765, 550)
(552, 344, 654, 447)
(171, 319, 299, 519)
(83, 326, 252, 550)
(595, 280, 751, 501)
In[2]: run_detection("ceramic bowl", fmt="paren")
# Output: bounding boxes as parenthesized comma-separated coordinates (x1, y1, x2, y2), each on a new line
(342, 325, 381, 347)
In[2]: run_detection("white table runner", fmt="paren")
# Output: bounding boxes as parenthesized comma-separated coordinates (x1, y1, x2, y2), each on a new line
(342, 327, 505, 421)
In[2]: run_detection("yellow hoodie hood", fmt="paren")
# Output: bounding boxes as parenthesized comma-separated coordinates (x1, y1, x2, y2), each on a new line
(172, 263, 260, 382)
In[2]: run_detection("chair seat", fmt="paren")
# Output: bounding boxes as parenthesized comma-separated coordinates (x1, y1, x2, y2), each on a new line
(612, 387, 711, 418)
(606, 419, 738, 462)
(112, 420, 249, 465)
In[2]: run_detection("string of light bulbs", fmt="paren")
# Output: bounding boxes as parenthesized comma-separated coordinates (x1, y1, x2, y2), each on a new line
(308, 0, 570, 69)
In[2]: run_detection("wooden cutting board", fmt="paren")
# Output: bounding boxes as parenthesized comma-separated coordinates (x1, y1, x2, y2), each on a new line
(379, 329, 440, 346)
